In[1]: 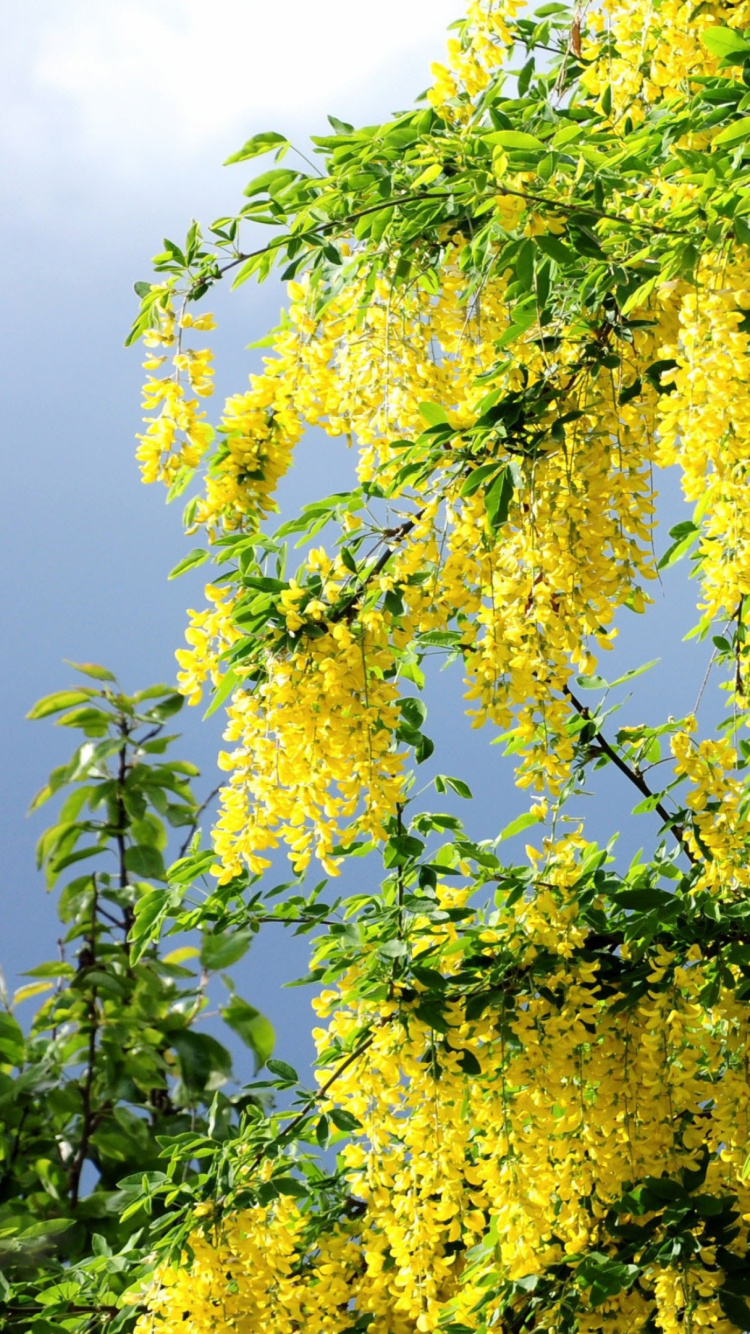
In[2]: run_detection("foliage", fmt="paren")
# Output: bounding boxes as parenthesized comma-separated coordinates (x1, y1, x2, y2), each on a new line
(10, 0, 750, 1329)
(0, 672, 274, 1330)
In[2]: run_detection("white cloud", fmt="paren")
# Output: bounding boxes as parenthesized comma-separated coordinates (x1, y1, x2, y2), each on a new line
(27, 0, 459, 157)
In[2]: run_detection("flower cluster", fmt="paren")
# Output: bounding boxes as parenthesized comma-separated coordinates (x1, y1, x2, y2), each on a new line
(136, 297, 215, 486)
(213, 604, 407, 878)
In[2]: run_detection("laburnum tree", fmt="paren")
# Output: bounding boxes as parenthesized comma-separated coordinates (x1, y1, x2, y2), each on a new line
(9, 0, 750, 1328)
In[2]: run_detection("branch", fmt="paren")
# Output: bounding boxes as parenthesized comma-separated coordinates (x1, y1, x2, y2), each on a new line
(564, 685, 695, 863)
(205, 182, 689, 293)
(330, 515, 421, 626)
(735, 596, 745, 699)
(69, 879, 101, 1208)
(248, 1027, 379, 1175)
(115, 723, 130, 895)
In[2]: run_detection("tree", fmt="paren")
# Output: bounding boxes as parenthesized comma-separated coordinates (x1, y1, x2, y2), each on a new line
(7, 0, 750, 1327)
(0, 675, 276, 1329)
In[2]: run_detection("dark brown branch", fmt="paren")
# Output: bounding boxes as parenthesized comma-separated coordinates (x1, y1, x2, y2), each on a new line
(330, 515, 421, 626)
(735, 596, 745, 699)
(564, 685, 695, 863)
(69, 879, 100, 1208)
(113, 717, 138, 952)
(248, 1028, 379, 1175)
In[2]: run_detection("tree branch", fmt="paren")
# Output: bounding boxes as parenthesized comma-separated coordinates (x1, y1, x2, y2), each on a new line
(206, 183, 689, 292)
(564, 685, 695, 863)
(248, 1027, 380, 1175)
(69, 879, 100, 1208)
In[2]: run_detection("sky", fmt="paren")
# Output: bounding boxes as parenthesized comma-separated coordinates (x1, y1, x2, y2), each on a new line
(0, 0, 714, 1085)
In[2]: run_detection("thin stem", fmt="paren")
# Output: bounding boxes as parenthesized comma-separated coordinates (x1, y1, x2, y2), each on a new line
(211, 182, 689, 289)
(331, 515, 421, 626)
(69, 878, 100, 1208)
(248, 1029, 378, 1174)
(735, 595, 745, 699)
(564, 685, 694, 862)
(396, 802, 405, 942)
(115, 720, 131, 909)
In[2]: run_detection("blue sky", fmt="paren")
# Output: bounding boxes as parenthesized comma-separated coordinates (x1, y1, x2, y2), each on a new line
(1, 0, 714, 1083)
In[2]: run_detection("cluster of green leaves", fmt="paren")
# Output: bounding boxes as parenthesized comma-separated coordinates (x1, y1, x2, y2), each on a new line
(0, 669, 276, 1331)
(129, 12, 750, 356)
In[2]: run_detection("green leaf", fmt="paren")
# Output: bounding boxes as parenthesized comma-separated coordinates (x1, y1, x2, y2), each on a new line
(201, 929, 254, 970)
(577, 1253, 638, 1305)
(413, 1000, 450, 1033)
(267, 1058, 299, 1083)
(485, 130, 545, 150)
(23, 960, 75, 978)
(658, 521, 699, 569)
(171, 1031, 232, 1087)
(415, 733, 434, 763)
(418, 402, 450, 427)
(379, 938, 409, 959)
(714, 116, 750, 147)
(27, 689, 98, 720)
(434, 774, 473, 799)
(0, 1013, 25, 1066)
(274, 1176, 308, 1197)
(534, 234, 577, 266)
(498, 811, 540, 842)
(203, 667, 241, 719)
(719, 1289, 750, 1329)
(399, 697, 427, 731)
(28, 763, 73, 812)
(224, 130, 289, 165)
(221, 997, 275, 1070)
(168, 548, 210, 579)
(461, 462, 503, 498)
(459, 1049, 482, 1075)
(620, 276, 657, 316)
(131, 889, 167, 941)
(125, 845, 166, 880)
(702, 26, 750, 58)
(329, 1107, 361, 1133)
(576, 673, 609, 691)
(64, 661, 117, 682)
(577, 659, 659, 690)
(485, 467, 515, 531)
(495, 305, 537, 349)
(243, 167, 299, 199)
(611, 888, 674, 911)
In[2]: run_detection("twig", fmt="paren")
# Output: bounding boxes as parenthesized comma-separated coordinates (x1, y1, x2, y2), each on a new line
(330, 515, 421, 626)
(114, 720, 131, 925)
(563, 685, 695, 863)
(209, 182, 689, 291)
(735, 596, 745, 699)
(248, 1028, 379, 1174)
(69, 879, 100, 1207)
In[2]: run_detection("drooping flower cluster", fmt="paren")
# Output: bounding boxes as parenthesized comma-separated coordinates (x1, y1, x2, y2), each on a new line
(213, 603, 407, 878)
